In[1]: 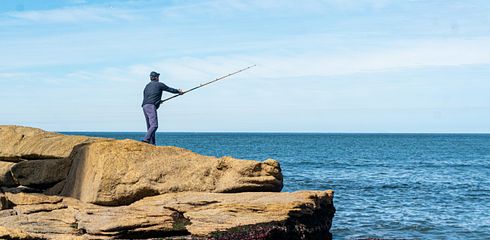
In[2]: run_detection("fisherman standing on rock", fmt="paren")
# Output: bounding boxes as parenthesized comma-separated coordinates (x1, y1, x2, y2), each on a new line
(141, 71, 183, 145)
(140, 65, 255, 145)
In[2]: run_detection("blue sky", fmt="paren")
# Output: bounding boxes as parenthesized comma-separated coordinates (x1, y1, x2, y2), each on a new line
(1, 0, 489, 132)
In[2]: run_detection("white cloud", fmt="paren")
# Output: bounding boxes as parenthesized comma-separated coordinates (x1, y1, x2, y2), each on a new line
(158, 0, 393, 17)
(0, 72, 30, 79)
(327, 0, 392, 9)
(132, 37, 490, 81)
(3, 37, 489, 87)
(5, 6, 136, 23)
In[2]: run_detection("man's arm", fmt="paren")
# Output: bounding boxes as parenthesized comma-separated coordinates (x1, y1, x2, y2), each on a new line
(160, 82, 183, 95)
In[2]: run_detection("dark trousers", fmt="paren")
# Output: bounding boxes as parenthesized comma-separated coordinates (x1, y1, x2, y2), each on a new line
(142, 104, 158, 145)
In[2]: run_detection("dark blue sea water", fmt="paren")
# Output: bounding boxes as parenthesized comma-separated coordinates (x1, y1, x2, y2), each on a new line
(62, 132, 490, 240)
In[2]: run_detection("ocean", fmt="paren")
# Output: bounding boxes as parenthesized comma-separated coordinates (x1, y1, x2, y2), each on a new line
(62, 132, 490, 239)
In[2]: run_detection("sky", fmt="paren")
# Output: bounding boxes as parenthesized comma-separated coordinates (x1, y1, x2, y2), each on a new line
(0, 0, 489, 132)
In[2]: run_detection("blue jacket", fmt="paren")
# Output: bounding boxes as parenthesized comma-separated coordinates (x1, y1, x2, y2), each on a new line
(142, 81, 180, 109)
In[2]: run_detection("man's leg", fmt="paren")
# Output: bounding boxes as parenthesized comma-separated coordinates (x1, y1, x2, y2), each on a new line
(142, 106, 153, 144)
(142, 104, 158, 144)
(142, 106, 150, 143)
(143, 107, 150, 130)
(150, 112, 158, 144)
(150, 127, 157, 145)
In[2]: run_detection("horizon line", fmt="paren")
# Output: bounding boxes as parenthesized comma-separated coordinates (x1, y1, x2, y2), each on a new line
(58, 131, 490, 135)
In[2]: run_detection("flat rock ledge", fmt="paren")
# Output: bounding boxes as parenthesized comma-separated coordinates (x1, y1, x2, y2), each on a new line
(0, 190, 334, 239)
(0, 126, 335, 239)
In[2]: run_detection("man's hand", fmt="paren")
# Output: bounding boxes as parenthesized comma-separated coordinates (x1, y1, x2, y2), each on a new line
(178, 89, 184, 95)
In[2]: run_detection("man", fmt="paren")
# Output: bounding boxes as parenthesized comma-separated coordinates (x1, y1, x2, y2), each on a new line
(141, 71, 183, 145)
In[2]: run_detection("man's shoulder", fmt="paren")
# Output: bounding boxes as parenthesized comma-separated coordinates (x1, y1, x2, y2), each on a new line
(157, 82, 169, 88)
(148, 81, 165, 86)
(146, 81, 162, 87)
(145, 81, 167, 90)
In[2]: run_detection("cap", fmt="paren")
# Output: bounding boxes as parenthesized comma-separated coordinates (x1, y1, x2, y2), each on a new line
(150, 71, 160, 78)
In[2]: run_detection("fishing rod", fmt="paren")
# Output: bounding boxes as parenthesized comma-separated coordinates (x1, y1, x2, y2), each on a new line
(159, 64, 256, 104)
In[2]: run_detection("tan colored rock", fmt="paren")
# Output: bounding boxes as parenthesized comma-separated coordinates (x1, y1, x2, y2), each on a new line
(76, 202, 185, 238)
(14, 202, 67, 214)
(11, 158, 72, 187)
(0, 191, 335, 240)
(0, 209, 16, 217)
(0, 125, 97, 161)
(0, 126, 336, 239)
(0, 161, 16, 187)
(0, 196, 84, 238)
(61, 139, 283, 205)
(133, 190, 335, 237)
(0, 208, 81, 237)
(0, 226, 44, 240)
(1, 126, 283, 205)
(5, 192, 62, 205)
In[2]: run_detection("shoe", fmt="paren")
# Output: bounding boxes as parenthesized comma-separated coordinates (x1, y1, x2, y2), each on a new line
(141, 140, 150, 144)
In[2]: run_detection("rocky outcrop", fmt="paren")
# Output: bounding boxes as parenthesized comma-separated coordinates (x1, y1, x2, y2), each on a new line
(1, 126, 283, 205)
(0, 190, 334, 239)
(0, 126, 335, 239)
(61, 139, 283, 206)
(0, 125, 95, 162)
